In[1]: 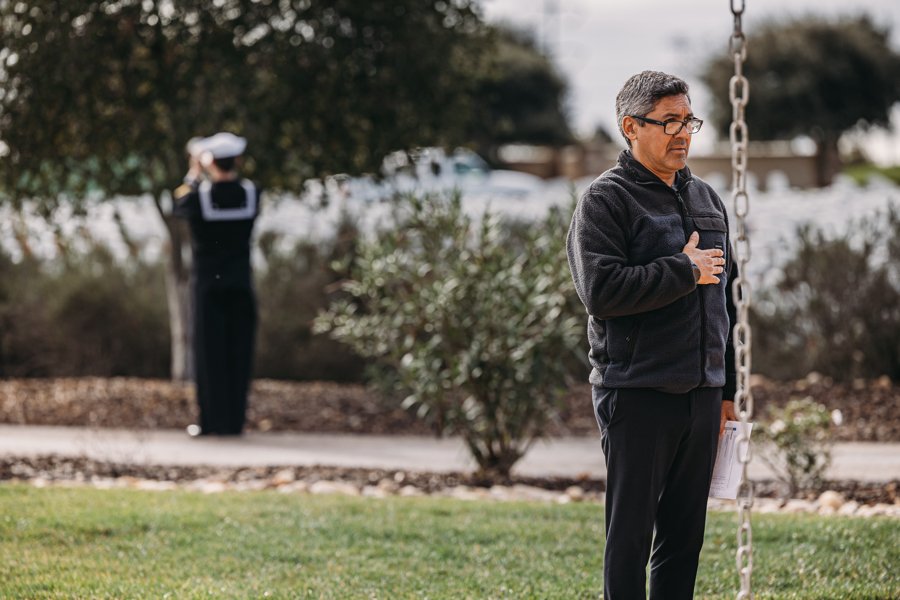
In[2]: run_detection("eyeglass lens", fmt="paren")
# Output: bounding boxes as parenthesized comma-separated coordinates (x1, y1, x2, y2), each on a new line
(664, 119, 702, 135)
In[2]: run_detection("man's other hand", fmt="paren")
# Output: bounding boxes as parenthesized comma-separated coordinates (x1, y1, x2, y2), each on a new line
(682, 232, 725, 284)
(720, 400, 737, 438)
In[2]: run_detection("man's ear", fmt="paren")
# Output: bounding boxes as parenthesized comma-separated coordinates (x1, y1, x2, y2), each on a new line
(622, 116, 639, 143)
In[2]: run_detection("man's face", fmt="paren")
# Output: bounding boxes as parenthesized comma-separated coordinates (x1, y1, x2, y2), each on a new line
(625, 94, 694, 182)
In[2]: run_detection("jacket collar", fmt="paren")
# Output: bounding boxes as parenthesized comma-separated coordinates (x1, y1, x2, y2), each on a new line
(618, 149, 693, 191)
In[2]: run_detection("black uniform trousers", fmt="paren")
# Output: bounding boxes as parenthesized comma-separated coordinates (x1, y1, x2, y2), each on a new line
(593, 385, 721, 600)
(193, 266, 257, 435)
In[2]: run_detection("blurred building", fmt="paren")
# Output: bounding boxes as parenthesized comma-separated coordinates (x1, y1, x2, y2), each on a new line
(498, 139, 823, 191)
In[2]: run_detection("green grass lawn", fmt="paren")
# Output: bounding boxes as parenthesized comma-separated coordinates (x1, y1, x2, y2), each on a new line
(0, 485, 897, 599)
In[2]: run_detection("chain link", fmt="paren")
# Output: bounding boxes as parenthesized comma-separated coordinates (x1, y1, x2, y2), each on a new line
(729, 1, 754, 598)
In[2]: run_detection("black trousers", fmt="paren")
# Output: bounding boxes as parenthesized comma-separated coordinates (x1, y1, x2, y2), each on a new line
(592, 386, 721, 600)
(194, 277, 257, 435)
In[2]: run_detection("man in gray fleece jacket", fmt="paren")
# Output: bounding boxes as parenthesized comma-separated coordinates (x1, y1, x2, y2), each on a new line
(567, 71, 738, 599)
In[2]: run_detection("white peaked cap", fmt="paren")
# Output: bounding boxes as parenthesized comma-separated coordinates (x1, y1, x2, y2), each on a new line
(190, 132, 247, 164)
(185, 136, 205, 156)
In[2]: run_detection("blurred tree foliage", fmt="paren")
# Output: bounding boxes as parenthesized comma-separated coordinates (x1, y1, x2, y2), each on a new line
(701, 16, 900, 186)
(751, 207, 900, 382)
(316, 193, 583, 477)
(0, 0, 486, 198)
(466, 25, 572, 164)
(0, 0, 486, 380)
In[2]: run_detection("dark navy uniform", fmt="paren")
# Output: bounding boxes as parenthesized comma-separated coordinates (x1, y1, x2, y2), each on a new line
(173, 178, 260, 435)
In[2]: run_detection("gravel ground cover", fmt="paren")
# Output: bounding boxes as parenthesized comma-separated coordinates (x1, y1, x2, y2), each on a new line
(2, 455, 897, 513)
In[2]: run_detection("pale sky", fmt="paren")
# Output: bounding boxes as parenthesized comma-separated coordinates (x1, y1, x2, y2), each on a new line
(481, 0, 900, 163)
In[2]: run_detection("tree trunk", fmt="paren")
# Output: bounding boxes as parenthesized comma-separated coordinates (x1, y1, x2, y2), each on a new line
(154, 193, 194, 382)
(813, 135, 841, 188)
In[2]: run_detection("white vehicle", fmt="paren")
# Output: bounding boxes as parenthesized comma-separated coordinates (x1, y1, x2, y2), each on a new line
(305, 147, 549, 206)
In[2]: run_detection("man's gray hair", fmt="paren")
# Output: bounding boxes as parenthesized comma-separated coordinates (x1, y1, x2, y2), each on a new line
(615, 71, 691, 148)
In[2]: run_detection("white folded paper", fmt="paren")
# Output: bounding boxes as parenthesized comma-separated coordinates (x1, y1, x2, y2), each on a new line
(709, 420, 754, 500)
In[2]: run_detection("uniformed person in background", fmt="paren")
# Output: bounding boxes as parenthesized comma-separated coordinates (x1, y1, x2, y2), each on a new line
(173, 132, 260, 437)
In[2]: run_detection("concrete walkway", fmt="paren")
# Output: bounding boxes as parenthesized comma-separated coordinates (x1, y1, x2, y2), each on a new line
(0, 424, 897, 481)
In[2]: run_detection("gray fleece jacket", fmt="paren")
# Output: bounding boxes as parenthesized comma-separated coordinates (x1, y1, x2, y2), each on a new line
(566, 150, 737, 399)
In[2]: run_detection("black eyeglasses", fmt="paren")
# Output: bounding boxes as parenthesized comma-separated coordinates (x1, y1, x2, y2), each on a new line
(629, 115, 703, 135)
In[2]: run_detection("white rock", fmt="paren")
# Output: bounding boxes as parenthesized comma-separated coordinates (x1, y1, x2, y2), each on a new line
(376, 478, 400, 493)
(838, 501, 860, 516)
(510, 484, 559, 503)
(233, 480, 268, 492)
(186, 478, 214, 492)
(362, 485, 390, 499)
(565, 486, 585, 502)
(200, 481, 228, 494)
(271, 469, 296, 487)
(135, 480, 178, 492)
(555, 494, 572, 505)
(309, 480, 360, 497)
(276, 481, 310, 494)
(856, 505, 878, 517)
(783, 499, 815, 513)
(398, 485, 425, 497)
(871, 503, 893, 516)
(91, 478, 119, 490)
(448, 486, 490, 501)
(489, 485, 515, 501)
(56, 480, 86, 489)
(817, 490, 845, 510)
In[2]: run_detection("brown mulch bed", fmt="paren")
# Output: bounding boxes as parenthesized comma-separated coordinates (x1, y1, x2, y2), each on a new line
(0, 378, 431, 435)
(0, 375, 897, 442)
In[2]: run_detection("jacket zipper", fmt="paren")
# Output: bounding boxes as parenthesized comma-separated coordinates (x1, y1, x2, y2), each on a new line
(674, 189, 707, 387)
(625, 323, 638, 361)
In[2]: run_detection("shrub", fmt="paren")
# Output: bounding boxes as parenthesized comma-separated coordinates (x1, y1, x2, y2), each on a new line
(751, 205, 900, 382)
(0, 240, 169, 378)
(316, 192, 583, 477)
(0, 254, 58, 376)
(48, 245, 170, 377)
(758, 396, 834, 497)
(253, 221, 363, 382)
(0, 205, 364, 381)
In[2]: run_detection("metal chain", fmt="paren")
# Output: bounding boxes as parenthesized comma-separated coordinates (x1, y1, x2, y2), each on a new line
(729, 1, 754, 599)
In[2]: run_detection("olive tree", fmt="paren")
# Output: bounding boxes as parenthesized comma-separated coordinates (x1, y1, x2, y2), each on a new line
(465, 25, 573, 165)
(701, 16, 900, 186)
(316, 193, 582, 477)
